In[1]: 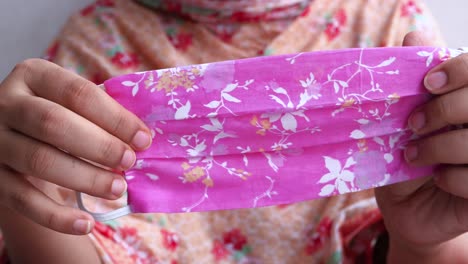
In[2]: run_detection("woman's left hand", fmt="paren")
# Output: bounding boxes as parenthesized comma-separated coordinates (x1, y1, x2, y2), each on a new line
(376, 31, 468, 263)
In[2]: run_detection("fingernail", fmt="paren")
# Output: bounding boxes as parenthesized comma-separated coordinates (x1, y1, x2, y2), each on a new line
(409, 111, 426, 131)
(111, 178, 127, 197)
(120, 150, 135, 170)
(405, 145, 419, 162)
(425, 71, 447, 91)
(132, 131, 152, 149)
(73, 219, 92, 234)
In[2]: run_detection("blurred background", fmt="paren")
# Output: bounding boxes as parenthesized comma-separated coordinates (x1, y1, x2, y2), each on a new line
(0, 0, 466, 79)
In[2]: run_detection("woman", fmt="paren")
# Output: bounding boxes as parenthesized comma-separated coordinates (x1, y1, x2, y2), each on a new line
(1, 0, 468, 263)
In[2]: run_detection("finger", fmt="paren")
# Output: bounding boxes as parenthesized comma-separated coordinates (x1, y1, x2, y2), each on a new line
(424, 53, 468, 94)
(402, 31, 435, 46)
(434, 166, 468, 199)
(10, 59, 152, 150)
(403, 31, 463, 134)
(404, 129, 468, 166)
(0, 166, 94, 235)
(408, 88, 468, 134)
(0, 129, 127, 200)
(6, 95, 135, 170)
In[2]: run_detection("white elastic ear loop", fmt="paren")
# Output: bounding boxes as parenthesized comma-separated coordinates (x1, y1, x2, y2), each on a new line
(79, 83, 132, 222)
(76, 192, 132, 222)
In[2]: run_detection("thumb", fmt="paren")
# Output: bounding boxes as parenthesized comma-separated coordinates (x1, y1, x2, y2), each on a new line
(402, 31, 434, 46)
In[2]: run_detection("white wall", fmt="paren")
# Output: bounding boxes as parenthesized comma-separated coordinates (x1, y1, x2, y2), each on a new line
(0, 0, 93, 79)
(426, 0, 468, 47)
(0, 0, 466, 79)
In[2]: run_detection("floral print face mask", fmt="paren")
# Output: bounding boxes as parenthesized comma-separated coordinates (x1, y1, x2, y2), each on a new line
(78, 46, 466, 221)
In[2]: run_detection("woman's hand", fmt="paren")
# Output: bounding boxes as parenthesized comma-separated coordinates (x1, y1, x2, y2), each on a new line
(0, 59, 151, 235)
(376, 32, 468, 263)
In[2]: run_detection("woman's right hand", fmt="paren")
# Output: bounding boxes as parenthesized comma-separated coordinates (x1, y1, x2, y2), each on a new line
(0, 59, 152, 235)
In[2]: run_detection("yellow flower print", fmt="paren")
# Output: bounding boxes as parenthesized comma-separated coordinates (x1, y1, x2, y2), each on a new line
(144, 72, 154, 89)
(388, 93, 400, 100)
(438, 49, 451, 61)
(144, 79, 152, 88)
(155, 71, 195, 93)
(183, 166, 205, 182)
(250, 116, 258, 126)
(202, 178, 213, 187)
(341, 98, 355, 108)
(191, 67, 201, 75)
(180, 162, 216, 186)
(358, 139, 368, 152)
(250, 115, 272, 136)
(181, 162, 191, 170)
(387, 93, 400, 104)
(234, 168, 252, 180)
(260, 119, 271, 130)
(142, 66, 203, 93)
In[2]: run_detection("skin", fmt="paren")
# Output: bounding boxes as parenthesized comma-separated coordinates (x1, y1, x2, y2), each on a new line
(1, 31, 468, 263)
(0, 59, 152, 263)
(376, 31, 468, 263)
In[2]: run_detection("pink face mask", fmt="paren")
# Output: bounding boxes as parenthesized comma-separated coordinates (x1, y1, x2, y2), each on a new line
(77, 46, 465, 221)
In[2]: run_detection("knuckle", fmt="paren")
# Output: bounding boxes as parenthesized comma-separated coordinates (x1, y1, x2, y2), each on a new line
(38, 106, 66, 138)
(65, 78, 96, 109)
(0, 97, 10, 115)
(45, 211, 61, 229)
(12, 59, 43, 80)
(111, 108, 127, 135)
(435, 97, 454, 124)
(98, 138, 120, 165)
(453, 198, 468, 232)
(10, 99, 41, 129)
(435, 168, 449, 186)
(27, 144, 55, 177)
(12, 59, 34, 74)
(8, 189, 31, 215)
(86, 172, 101, 196)
(449, 54, 468, 88)
(86, 170, 115, 198)
(419, 138, 438, 163)
(12, 100, 30, 123)
(0, 178, 7, 205)
(454, 130, 468, 145)
(458, 54, 468, 73)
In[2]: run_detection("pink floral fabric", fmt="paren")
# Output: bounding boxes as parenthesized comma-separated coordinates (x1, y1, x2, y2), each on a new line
(104, 46, 456, 214)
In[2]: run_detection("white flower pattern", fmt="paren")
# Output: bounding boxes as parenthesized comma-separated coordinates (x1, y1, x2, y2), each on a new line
(103, 47, 462, 213)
